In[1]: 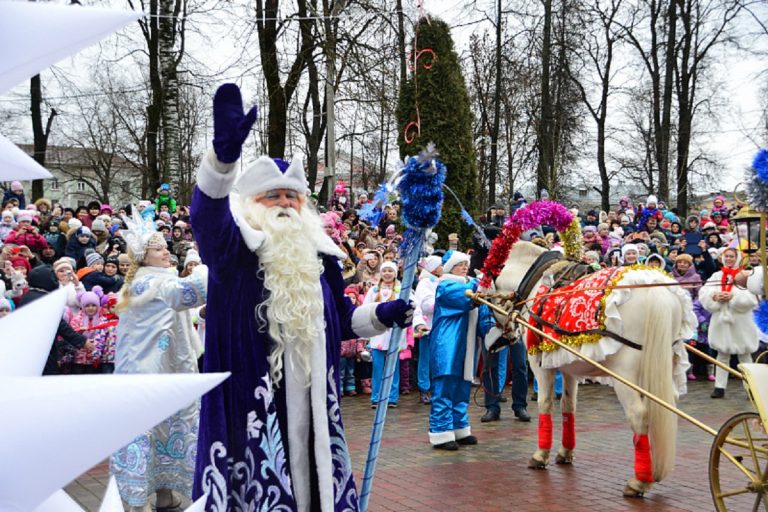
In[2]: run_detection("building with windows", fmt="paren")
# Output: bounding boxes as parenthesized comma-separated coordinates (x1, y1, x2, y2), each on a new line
(8, 145, 143, 208)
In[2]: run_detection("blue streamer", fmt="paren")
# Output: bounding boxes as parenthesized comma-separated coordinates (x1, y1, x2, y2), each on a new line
(358, 183, 393, 227)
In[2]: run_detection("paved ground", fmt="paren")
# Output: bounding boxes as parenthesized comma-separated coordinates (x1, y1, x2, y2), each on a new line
(67, 379, 757, 511)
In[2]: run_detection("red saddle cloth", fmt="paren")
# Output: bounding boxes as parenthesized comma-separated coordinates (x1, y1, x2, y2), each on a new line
(526, 266, 627, 354)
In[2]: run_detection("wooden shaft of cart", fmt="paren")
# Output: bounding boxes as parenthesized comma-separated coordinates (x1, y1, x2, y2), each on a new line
(684, 344, 743, 380)
(466, 290, 723, 437)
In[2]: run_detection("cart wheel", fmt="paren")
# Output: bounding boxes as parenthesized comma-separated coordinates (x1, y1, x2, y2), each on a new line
(710, 411, 768, 511)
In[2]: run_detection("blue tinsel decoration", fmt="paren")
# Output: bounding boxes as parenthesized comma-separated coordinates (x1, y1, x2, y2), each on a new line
(746, 166, 768, 212)
(754, 149, 768, 184)
(397, 151, 446, 230)
(755, 299, 768, 335)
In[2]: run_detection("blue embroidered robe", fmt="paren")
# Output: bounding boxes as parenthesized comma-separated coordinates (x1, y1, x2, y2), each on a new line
(191, 162, 377, 511)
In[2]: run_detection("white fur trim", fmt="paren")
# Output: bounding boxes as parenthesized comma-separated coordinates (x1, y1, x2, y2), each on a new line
(234, 154, 308, 198)
(284, 340, 311, 511)
(454, 426, 471, 440)
(197, 150, 237, 199)
(227, 192, 345, 259)
(351, 303, 387, 338)
(429, 430, 455, 445)
(484, 325, 502, 351)
(463, 308, 479, 382)
(310, 308, 334, 512)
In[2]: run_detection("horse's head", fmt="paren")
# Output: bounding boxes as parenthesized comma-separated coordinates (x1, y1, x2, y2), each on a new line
(485, 240, 548, 334)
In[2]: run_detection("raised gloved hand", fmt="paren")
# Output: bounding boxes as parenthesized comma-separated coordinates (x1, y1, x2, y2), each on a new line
(376, 299, 414, 328)
(212, 84, 258, 164)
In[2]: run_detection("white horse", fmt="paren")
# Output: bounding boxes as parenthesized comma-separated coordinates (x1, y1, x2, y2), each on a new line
(491, 241, 695, 497)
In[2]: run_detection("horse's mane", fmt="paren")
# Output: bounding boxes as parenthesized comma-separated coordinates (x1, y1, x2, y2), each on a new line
(495, 240, 547, 293)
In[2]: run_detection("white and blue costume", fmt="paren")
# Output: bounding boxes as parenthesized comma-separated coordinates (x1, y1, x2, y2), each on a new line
(428, 273, 494, 445)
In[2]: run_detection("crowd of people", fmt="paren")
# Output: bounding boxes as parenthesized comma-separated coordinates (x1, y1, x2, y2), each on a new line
(3, 153, 764, 505)
(1, 180, 762, 395)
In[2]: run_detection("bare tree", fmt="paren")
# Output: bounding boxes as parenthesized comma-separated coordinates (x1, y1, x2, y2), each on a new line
(565, 0, 623, 211)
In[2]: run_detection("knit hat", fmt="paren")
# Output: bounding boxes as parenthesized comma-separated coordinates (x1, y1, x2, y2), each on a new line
(10, 256, 30, 273)
(184, 249, 201, 267)
(380, 261, 398, 273)
(78, 286, 103, 307)
(234, 155, 308, 198)
(701, 221, 717, 231)
(16, 212, 32, 223)
(77, 226, 92, 238)
(1, 211, 13, 221)
(582, 225, 597, 234)
(621, 244, 639, 259)
(385, 224, 396, 234)
(91, 219, 107, 232)
(85, 251, 104, 268)
(117, 253, 131, 266)
(68, 218, 83, 231)
(646, 195, 658, 206)
(10, 181, 23, 192)
(443, 251, 470, 274)
(675, 253, 693, 264)
(53, 258, 75, 273)
(104, 256, 120, 268)
(597, 223, 609, 231)
(422, 255, 443, 273)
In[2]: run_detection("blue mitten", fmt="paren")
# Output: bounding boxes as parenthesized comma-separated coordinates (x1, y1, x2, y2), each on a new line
(376, 299, 414, 328)
(212, 84, 258, 164)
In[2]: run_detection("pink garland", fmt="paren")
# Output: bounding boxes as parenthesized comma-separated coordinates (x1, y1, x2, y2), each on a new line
(480, 200, 574, 288)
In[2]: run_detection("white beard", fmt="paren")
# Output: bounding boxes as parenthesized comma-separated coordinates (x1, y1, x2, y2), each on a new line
(242, 199, 325, 387)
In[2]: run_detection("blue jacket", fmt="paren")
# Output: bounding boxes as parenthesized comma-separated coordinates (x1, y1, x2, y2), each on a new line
(430, 277, 494, 379)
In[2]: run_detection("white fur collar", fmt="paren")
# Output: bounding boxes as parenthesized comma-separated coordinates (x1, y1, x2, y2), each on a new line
(229, 193, 346, 259)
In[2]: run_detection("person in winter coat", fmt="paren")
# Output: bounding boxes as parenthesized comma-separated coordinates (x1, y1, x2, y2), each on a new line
(155, 183, 177, 215)
(699, 247, 758, 398)
(362, 261, 403, 408)
(4, 212, 48, 254)
(428, 251, 494, 450)
(412, 255, 443, 404)
(0, 210, 15, 241)
(78, 251, 124, 293)
(672, 253, 702, 301)
(3, 181, 26, 209)
(690, 299, 715, 381)
(43, 217, 67, 258)
(19, 265, 92, 375)
(64, 226, 97, 268)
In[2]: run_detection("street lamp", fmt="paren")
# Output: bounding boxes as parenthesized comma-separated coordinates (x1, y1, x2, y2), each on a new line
(731, 196, 767, 297)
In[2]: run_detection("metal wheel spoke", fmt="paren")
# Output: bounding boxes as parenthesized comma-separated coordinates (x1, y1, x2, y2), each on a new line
(717, 486, 754, 498)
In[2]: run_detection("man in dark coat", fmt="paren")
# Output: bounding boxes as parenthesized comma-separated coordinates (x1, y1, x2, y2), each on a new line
(191, 84, 412, 511)
(19, 265, 91, 375)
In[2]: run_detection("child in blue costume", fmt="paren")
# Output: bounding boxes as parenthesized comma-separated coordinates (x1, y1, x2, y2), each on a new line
(428, 251, 494, 450)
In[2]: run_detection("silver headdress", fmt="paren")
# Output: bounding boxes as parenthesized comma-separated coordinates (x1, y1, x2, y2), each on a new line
(122, 206, 167, 263)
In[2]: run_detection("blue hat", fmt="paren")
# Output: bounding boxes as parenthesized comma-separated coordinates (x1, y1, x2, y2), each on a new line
(159, 183, 171, 191)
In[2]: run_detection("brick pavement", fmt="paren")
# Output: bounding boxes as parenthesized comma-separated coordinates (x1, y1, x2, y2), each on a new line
(67, 380, 754, 511)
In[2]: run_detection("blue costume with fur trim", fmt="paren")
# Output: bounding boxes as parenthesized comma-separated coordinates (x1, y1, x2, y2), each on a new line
(428, 276, 494, 445)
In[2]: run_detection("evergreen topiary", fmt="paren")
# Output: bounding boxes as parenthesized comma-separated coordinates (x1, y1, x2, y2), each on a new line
(397, 17, 478, 248)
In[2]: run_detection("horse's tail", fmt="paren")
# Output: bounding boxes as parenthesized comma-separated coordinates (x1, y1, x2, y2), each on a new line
(637, 286, 680, 482)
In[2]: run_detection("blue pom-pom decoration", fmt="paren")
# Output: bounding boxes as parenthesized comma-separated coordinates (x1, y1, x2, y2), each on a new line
(755, 299, 768, 335)
(754, 149, 768, 184)
(397, 152, 446, 230)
